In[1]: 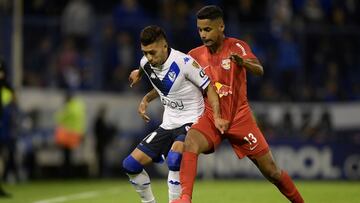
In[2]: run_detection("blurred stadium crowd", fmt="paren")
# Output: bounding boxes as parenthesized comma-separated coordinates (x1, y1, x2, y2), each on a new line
(1, 0, 359, 101)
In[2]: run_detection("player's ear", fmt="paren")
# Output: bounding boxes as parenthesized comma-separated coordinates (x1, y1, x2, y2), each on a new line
(219, 23, 225, 33)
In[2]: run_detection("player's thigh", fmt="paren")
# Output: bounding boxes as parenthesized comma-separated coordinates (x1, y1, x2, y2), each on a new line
(190, 114, 221, 154)
(184, 129, 212, 154)
(250, 150, 282, 182)
(137, 127, 173, 163)
(130, 148, 153, 165)
(170, 123, 192, 153)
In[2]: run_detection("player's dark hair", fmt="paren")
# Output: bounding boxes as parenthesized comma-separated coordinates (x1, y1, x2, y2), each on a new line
(140, 25, 167, 46)
(197, 5, 223, 20)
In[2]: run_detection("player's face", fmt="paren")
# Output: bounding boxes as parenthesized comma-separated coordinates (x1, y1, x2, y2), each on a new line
(141, 39, 168, 67)
(197, 18, 224, 47)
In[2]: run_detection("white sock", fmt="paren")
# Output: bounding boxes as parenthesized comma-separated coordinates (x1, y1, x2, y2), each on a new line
(128, 170, 156, 203)
(167, 170, 181, 202)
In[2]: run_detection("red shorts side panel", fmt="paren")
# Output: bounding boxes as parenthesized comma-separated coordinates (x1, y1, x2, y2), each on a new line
(190, 113, 221, 154)
(226, 113, 269, 159)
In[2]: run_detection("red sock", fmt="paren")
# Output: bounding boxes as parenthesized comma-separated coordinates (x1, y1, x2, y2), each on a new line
(275, 171, 304, 203)
(179, 151, 198, 199)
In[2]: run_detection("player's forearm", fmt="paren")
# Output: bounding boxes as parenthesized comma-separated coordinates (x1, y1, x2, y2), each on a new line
(243, 59, 264, 76)
(138, 67, 144, 77)
(143, 88, 159, 103)
(206, 85, 221, 119)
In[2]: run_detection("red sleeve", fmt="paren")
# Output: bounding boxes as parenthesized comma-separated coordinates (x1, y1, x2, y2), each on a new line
(231, 40, 257, 60)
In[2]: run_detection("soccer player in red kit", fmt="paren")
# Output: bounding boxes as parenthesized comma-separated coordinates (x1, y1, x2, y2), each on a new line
(172, 5, 304, 203)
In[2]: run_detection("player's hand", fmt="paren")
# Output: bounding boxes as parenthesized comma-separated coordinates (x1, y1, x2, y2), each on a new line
(138, 100, 151, 122)
(229, 53, 244, 67)
(214, 117, 230, 134)
(129, 69, 141, 87)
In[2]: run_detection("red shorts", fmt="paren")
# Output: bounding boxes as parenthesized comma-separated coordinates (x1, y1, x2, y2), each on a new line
(191, 111, 269, 159)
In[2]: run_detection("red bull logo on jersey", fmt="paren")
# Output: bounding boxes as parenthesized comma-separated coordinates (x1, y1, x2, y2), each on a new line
(221, 58, 231, 70)
(214, 82, 232, 98)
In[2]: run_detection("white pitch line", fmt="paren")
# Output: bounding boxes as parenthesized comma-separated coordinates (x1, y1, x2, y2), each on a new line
(33, 188, 120, 203)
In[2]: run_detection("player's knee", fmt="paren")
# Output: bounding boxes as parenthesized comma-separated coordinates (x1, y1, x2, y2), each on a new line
(268, 169, 282, 182)
(184, 131, 204, 154)
(166, 151, 182, 171)
(264, 164, 282, 182)
(122, 155, 144, 174)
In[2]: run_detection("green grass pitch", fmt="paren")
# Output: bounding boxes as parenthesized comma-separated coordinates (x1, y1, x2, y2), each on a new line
(1, 179, 359, 203)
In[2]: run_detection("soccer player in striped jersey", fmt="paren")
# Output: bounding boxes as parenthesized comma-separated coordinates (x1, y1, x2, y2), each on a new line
(123, 25, 228, 203)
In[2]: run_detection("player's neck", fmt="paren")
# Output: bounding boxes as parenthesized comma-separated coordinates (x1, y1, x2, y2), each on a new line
(156, 48, 171, 69)
(208, 35, 225, 54)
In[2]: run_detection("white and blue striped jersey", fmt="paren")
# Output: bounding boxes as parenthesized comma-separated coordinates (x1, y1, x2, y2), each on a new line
(140, 48, 210, 130)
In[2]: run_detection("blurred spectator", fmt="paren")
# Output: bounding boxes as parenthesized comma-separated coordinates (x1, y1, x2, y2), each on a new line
(24, 37, 53, 87)
(54, 91, 86, 178)
(93, 105, 116, 177)
(302, 0, 325, 24)
(0, 57, 11, 197)
(0, 0, 11, 14)
(55, 38, 81, 90)
(77, 48, 96, 90)
(268, 0, 293, 35)
(319, 62, 340, 101)
(0, 91, 19, 185)
(112, 0, 149, 35)
(275, 30, 301, 101)
(103, 31, 135, 91)
(61, 0, 94, 52)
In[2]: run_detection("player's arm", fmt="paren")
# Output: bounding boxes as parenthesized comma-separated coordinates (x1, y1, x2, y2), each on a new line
(205, 85, 230, 134)
(129, 67, 145, 87)
(230, 54, 264, 76)
(138, 88, 159, 122)
(183, 56, 229, 132)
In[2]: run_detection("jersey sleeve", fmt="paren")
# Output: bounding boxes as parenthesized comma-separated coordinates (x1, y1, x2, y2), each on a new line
(182, 56, 210, 90)
(231, 40, 257, 60)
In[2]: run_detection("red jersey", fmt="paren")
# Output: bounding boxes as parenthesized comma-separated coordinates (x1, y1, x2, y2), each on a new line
(189, 37, 257, 122)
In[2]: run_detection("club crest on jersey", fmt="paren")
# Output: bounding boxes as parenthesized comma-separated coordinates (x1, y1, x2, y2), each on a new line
(221, 59, 231, 70)
(168, 71, 177, 82)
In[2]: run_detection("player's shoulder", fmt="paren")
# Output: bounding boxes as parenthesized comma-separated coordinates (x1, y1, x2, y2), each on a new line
(226, 37, 249, 48)
(140, 56, 148, 68)
(171, 48, 188, 59)
(171, 49, 195, 67)
(188, 45, 207, 58)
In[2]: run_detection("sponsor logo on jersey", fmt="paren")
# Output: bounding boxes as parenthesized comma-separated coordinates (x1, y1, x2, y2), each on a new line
(236, 42, 247, 56)
(221, 58, 231, 70)
(214, 82, 232, 98)
(161, 97, 184, 110)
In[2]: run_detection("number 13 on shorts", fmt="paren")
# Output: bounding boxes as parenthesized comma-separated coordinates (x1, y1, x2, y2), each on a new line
(244, 133, 257, 144)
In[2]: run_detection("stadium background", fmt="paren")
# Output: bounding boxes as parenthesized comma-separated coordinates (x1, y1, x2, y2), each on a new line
(0, 0, 360, 202)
